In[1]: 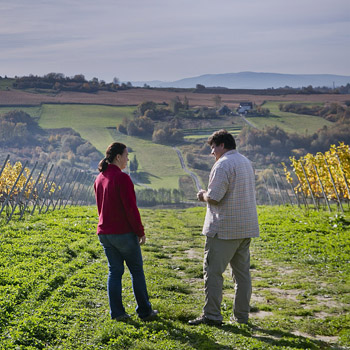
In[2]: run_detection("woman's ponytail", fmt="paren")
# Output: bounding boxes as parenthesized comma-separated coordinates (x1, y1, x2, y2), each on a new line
(98, 143, 126, 172)
(98, 157, 109, 172)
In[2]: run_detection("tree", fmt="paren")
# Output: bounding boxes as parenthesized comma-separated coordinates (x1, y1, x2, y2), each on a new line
(196, 84, 205, 90)
(170, 96, 183, 115)
(130, 155, 139, 172)
(72, 74, 85, 82)
(136, 116, 154, 135)
(138, 101, 157, 116)
(152, 129, 167, 143)
(213, 95, 222, 109)
(183, 96, 189, 110)
(113, 77, 120, 85)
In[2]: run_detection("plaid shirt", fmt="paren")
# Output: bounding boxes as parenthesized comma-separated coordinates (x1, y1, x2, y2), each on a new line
(202, 150, 259, 239)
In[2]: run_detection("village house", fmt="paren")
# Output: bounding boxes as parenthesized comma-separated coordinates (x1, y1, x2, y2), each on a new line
(237, 102, 253, 114)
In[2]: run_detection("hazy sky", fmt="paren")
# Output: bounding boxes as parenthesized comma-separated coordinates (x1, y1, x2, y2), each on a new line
(1, 0, 350, 83)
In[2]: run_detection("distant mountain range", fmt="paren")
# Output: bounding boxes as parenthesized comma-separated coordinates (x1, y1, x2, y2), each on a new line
(131, 72, 350, 89)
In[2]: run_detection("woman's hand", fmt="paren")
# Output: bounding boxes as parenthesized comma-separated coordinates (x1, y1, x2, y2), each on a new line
(139, 235, 146, 245)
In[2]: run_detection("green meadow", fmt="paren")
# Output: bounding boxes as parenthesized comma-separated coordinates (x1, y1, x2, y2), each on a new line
(246, 101, 332, 134)
(0, 100, 336, 191)
(37, 104, 185, 190)
(0, 78, 14, 90)
(0, 205, 349, 349)
(0, 106, 41, 117)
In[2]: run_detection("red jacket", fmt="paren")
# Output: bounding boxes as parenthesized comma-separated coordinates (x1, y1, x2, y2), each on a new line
(94, 164, 144, 237)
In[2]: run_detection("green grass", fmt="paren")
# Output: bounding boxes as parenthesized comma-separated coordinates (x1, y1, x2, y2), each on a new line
(0, 78, 14, 90)
(0, 205, 349, 349)
(246, 101, 333, 134)
(108, 130, 185, 190)
(37, 104, 185, 190)
(0, 106, 42, 118)
(183, 126, 242, 140)
(38, 104, 135, 152)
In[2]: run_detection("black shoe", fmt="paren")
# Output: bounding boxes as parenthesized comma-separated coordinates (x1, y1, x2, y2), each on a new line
(113, 313, 131, 322)
(188, 315, 222, 326)
(141, 310, 159, 321)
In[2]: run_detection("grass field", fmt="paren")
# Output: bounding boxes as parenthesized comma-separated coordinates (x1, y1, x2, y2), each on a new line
(0, 78, 14, 90)
(246, 101, 333, 134)
(108, 129, 186, 190)
(183, 126, 242, 140)
(0, 205, 349, 349)
(37, 104, 185, 190)
(0, 106, 42, 117)
(38, 104, 135, 152)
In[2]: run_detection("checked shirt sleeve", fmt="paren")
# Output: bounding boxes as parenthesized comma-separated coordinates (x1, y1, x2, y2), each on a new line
(206, 164, 231, 203)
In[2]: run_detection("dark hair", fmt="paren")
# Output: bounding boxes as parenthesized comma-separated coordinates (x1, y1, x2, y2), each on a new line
(207, 129, 236, 150)
(98, 142, 127, 172)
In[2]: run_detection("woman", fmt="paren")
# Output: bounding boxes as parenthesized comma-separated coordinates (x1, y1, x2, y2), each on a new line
(94, 142, 158, 321)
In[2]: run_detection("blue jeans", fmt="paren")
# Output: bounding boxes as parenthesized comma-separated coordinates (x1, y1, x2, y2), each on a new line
(98, 233, 152, 319)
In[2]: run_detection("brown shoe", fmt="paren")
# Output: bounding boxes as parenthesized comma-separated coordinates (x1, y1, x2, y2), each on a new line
(188, 315, 222, 326)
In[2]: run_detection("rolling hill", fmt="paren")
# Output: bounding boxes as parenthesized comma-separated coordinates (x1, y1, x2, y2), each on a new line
(132, 71, 350, 89)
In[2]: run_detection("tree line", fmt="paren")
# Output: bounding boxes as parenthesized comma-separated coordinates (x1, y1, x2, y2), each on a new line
(239, 103, 350, 167)
(11, 73, 132, 93)
(279, 102, 350, 122)
(116, 99, 228, 145)
(135, 188, 184, 206)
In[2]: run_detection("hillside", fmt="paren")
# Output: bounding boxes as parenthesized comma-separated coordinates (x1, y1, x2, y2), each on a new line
(0, 206, 349, 349)
(1, 86, 349, 201)
(133, 72, 350, 89)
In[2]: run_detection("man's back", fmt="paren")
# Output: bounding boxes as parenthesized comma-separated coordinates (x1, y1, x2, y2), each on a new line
(203, 150, 259, 239)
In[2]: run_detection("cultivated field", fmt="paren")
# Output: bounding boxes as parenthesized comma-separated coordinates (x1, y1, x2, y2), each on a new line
(1, 88, 350, 109)
(0, 205, 349, 349)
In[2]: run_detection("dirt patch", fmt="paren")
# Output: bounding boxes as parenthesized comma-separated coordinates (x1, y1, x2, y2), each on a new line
(251, 310, 274, 319)
(185, 248, 202, 260)
(292, 331, 342, 348)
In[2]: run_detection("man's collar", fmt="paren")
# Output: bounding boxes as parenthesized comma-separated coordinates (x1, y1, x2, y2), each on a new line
(220, 149, 237, 158)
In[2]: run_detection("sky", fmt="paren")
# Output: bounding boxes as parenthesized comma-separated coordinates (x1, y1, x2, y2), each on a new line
(1, 0, 350, 83)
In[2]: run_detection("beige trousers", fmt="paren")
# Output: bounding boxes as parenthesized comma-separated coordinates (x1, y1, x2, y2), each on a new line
(203, 236, 252, 322)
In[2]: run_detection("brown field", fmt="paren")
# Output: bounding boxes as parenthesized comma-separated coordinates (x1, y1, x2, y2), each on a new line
(0, 88, 349, 108)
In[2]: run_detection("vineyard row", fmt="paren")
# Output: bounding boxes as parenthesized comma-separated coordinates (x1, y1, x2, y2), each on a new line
(257, 143, 350, 211)
(0, 155, 96, 224)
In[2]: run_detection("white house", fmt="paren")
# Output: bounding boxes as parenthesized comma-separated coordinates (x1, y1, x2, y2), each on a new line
(237, 102, 253, 114)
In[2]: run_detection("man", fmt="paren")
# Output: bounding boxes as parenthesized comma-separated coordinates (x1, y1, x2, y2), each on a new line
(189, 129, 259, 326)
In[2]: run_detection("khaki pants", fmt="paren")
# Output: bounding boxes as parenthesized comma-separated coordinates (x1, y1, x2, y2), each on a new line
(203, 236, 252, 322)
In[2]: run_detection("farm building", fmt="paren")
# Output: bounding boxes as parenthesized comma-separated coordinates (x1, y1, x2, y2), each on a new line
(218, 105, 232, 115)
(237, 102, 253, 114)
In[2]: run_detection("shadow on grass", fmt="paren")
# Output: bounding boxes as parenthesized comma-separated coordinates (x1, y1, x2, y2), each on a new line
(239, 324, 331, 350)
(128, 317, 251, 350)
(131, 171, 160, 185)
(98, 314, 336, 350)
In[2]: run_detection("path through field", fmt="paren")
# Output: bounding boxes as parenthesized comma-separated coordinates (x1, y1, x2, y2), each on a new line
(173, 146, 202, 191)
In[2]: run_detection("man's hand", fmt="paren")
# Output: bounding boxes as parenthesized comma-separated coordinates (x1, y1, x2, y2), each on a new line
(197, 189, 219, 205)
(139, 235, 146, 245)
(197, 189, 206, 202)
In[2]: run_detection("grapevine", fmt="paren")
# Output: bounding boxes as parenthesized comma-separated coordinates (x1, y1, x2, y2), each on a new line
(283, 142, 350, 204)
(0, 160, 56, 215)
